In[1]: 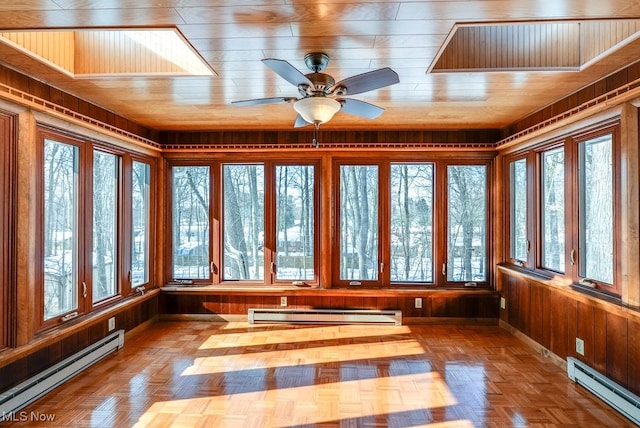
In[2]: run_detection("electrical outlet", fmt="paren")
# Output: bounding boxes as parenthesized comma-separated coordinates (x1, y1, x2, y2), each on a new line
(576, 337, 585, 356)
(108, 317, 116, 332)
(280, 296, 287, 307)
(415, 297, 422, 309)
(500, 297, 506, 309)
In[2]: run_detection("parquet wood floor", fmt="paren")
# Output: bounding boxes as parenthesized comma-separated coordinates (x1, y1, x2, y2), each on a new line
(4, 322, 636, 427)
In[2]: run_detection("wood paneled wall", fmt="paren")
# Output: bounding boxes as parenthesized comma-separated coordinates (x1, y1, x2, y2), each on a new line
(159, 129, 503, 150)
(160, 289, 500, 322)
(498, 267, 640, 395)
(0, 292, 158, 393)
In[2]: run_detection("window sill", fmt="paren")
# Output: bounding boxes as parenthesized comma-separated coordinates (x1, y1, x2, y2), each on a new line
(497, 263, 637, 313)
(160, 284, 498, 297)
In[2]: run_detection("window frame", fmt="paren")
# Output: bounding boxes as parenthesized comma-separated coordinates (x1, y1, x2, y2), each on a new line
(505, 154, 531, 266)
(268, 161, 320, 285)
(441, 161, 491, 287)
(221, 162, 266, 282)
(91, 148, 122, 305)
(37, 126, 156, 331)
(126, 154, 156, 291)
(333, 160, 383, 286)
(170, 163, 214, 283)
(38, 131, 86, 327)
(570, 125, 620, 295)
(332, 157, 492, 288)
(167, 158, 321, 287)
(388, 161, 436, 284)
(504, 120, 621, 298)
(534, 141, 566, 275)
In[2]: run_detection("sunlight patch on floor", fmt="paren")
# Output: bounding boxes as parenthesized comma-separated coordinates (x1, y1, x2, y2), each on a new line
(134, 372, 457, 427)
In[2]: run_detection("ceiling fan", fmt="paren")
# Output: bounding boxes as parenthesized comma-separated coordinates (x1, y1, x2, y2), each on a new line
(232, 52, 399, 145)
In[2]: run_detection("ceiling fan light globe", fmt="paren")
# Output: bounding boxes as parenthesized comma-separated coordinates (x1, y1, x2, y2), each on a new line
(293, 97, 341, 124)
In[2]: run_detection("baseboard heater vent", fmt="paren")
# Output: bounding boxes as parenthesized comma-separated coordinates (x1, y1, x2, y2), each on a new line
(0, 329, 124, 415)
(248, 308, 402, 325)
(567, 356, 640, 425)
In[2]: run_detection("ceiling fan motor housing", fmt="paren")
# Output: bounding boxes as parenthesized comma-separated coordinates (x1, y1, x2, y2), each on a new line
(301, 72, 336, 95)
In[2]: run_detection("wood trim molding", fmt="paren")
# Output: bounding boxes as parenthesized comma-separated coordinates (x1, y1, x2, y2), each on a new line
(0, 82, 161, 151)
(497, 73, 640, 150)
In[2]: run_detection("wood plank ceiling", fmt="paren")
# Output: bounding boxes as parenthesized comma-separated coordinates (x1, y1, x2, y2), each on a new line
(1, 1, 640, 132)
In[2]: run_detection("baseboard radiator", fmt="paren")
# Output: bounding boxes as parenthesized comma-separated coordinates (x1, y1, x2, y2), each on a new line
(0, 329, 124, 415)
(248, 308, 402, 325)
(567, 357, 640, 425)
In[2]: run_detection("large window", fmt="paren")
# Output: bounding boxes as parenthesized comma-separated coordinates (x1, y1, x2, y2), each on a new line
(541, 147, 564, 272)
(339, 165, 379, 282)
(390, 163, 434, 282)
(40, 129, 155, 328)
(509, 158, 527, 262)
(132, 161, 151, 287)
(92, 151, 118, 303)
(447, 165, 487, 282)
(223, 164, 264, 281)
(505, 123, 619, 296)
(169, 161, 318, 285)
(579, 134, 613, 285)
(332, 159, 489, 287)
(275, 165, 315, 281)
(169, 157, 489, 288)
(43, 139, 79, 320)
(172, 166, 210, 280)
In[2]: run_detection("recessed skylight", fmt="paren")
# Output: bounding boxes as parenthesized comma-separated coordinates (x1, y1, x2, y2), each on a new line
(429, 20, 640, 73)
(0, 27, 215, 78)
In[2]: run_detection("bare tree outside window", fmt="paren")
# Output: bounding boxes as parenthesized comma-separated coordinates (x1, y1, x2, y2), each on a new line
(340, 165, 379, 281)
(510, 159, 527, 261)
(275, 165, 315, 281)
(447, 165, 487, 282)
(43, 139, 78, 319)
(132, 161, 150, 286)
(223, 164, 264, 280)
(390, 163, 434, 282)
(542, 148, 565, 272)
(172, 166, 210, 280)
(93, 151, 118, 302)
(579, 134, 613, 284)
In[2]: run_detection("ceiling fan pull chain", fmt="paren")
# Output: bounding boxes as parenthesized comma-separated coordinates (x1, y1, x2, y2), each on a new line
(312, 121, 320, 148)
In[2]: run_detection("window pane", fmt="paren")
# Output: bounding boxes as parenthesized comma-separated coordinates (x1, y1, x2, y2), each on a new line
(223, 164, 264, 280)
(44, 139, 78, 319)
(275, 165, 315, 281)
(93, 151, 118, 302)
(172, 166, 210, 280)
(447, 165, 487, 282)
(340, 165, 379, 281)
(542, 148, 565, 272)
(390, 163, 433, 282)
(580, 135, 613, 284)
(132, 161, 150, 286)
(510, 159, 527, 261)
